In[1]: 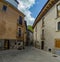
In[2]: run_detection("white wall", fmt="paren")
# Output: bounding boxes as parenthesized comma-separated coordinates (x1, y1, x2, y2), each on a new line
(44, 1, 60, 51)
(33, 0, 60, 51)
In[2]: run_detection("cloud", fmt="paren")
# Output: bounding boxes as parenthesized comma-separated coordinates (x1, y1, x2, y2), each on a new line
(17, 0, 35, 25)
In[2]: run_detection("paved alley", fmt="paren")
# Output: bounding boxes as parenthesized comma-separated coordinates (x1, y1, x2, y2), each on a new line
(0, 47, 60, 62)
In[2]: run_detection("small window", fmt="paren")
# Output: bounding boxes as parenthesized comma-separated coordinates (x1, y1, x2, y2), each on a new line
(18, 16, 22, 25)
(58, 22, 60, 30)
(42, 17, 44, 27)
(18, 28, 21, 37)
(42, 30, 44, 37)
(35, 26, 37, 32)
(41, 29, 44, 40)
(2, 5, 7, 12)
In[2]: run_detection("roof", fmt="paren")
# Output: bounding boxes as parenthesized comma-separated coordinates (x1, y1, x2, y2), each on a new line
(0, 0, 25, 17)
(33, 0, 59, 28)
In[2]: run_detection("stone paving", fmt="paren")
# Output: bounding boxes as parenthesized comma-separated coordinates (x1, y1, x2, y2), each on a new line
(0, 47, 60, 62)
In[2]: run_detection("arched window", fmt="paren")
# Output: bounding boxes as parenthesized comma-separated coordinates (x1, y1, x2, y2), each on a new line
(57, 4, 60, 17)
(58, 22, 60, 30)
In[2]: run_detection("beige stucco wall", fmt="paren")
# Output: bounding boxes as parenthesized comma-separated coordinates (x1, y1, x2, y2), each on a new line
(0, 1, 26, 41)
(33, 1, 60, 51)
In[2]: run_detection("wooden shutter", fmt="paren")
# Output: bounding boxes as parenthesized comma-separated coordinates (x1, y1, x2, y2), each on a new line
(55, 39, 60, 48)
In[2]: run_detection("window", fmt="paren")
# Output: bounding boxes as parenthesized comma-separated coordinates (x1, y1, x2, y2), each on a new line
(2, 5, 7, 12)
(18, 16, 22, 25)
(15, 42, 16, 45)
(35, 26, 37, 32)
(57, 4, 60, 17)
(58, 22, 60, 30)
(42, 30, 44, 37)
(18, 28, 21, 37)
(41, 29, 44, 40)
(42, 17, 44, 27)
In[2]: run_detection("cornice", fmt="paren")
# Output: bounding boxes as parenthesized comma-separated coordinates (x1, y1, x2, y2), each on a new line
(33, 0, 59, 28)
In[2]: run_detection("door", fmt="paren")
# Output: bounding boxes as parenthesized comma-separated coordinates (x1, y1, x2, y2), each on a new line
(55, 39, 60, 48)
(4, 40, 10, 49)
(41, 41, 44, 50)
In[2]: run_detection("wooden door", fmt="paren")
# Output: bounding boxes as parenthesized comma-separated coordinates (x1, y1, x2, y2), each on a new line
(55, 39, 60, 48)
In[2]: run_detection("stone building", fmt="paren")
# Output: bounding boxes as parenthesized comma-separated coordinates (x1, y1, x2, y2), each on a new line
(33, 0, 60, 53)
(26, 29, 33, 46)
(0, 0, 27, 50)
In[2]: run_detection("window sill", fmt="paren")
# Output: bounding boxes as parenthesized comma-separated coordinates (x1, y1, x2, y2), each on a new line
(56, 30, 60, 32)
(55, 16, 60, 20)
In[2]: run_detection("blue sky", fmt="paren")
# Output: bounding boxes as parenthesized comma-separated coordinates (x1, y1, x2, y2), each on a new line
(29, 0, 48, 18)
(18, 0, 48, 25)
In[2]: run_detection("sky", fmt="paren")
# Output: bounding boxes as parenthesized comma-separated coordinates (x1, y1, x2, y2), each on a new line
(18, 0, 48, 25)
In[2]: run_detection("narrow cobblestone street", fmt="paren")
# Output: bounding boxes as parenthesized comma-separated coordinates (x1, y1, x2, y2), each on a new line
(0, 47, 60, 62)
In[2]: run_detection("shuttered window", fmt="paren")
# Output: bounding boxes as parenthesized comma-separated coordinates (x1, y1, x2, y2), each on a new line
(41, 29, 44, 40)
(18, 16, 22, 25)
(2, 5, 7, 12)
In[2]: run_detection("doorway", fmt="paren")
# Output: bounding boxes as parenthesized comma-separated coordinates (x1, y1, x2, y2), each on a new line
(41, 41, 44, 50)
(4, 40, 10, 49)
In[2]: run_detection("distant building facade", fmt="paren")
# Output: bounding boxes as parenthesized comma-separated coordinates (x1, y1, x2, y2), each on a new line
(26, 29, 33, 46)
(0, 0, 27, 50)
(33, 0, 60, 53)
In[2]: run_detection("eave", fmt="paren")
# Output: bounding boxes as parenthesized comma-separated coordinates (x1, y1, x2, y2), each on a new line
(33, 0, 59, 28)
